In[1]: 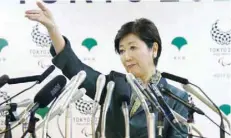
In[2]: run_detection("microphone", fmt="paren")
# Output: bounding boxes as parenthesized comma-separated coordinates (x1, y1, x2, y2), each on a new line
(94, 74, 106, 103)
(115, 77, 131, 138)
(162, 72, 230, 137)
(161, 72, 189, 85)
(71, 89, 87, 103)
(50, 70, 87, 109)
(100, 81, 115, 138)
(0, 99, 32, 112)
(30, 75, 66, 113)
(0, 66, 56, 107)
(15, 75, 67, 124)
(7, 65, 55, 84)
(126, 73, 155, 138)
(0, 75, 9, 88)
(183, 84, 231, 131)
(92, 74, 106, 138)
(132, 79, 166, 137)
(42, 71, 86, 138)
(38, 65, 56, 83)
(35, 88, 86, 131)
(20, 75, 66, 138)
(148, 83, 179, 124)
(61, 71, 87, 110)
(160, 87, 205, 115)
(170, 109, 204, 137)
(126, 74, 150, 112)
(132, 79, 162, 113)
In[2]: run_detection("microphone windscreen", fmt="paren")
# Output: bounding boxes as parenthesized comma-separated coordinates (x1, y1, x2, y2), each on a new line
(39, 65, 55, 83)
(161, 72, 189, 85)
(0, 75, 9, 88)
(34, 75, 66, 108)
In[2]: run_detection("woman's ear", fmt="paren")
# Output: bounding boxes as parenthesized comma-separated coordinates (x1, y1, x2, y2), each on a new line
(153, 42, 158, 58)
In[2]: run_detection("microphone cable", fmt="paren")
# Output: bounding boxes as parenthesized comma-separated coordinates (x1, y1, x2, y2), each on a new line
(147, 84, 207, 138)
(164, 110, 207, 138)
(0, 82, 38, 135)
(189, 82, 230, 136)
(0, 101, 35, 134)
(164, 87, 230, 135)
(0, 81, 38, 106)
(57, 115, 64, 138)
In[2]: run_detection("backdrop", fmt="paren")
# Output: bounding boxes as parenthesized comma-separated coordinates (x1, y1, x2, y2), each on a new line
(0, 0, 230, 138)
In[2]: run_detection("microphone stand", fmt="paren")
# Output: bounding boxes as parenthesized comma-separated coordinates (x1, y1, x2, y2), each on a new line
(157, 112, 164, 138)
(21, 112, 39, 138)
(4, 114, 12, 138)
(65, 105, 73, 138)
(187, 109, 194, 138)
(121, 102, 130, 138)
(4, 103, 18, 138)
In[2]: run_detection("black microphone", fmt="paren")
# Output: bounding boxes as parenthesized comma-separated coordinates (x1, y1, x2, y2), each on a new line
(161, 72, 189, 85)
(29, 75, 66, 113)
(21, 75, 66, 138)
(7, 75, 40, 84)
(38, 65, 55, 83)
(0, 75, 9, 88)
(8, 65, 55, 84)
(160, 87, 204, 115)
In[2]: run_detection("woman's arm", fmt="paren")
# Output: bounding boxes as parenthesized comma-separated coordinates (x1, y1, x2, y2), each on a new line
(25, 1, 106, 101)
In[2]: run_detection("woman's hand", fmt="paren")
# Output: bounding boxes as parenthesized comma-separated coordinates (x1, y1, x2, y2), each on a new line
(25, 1, 55, 31)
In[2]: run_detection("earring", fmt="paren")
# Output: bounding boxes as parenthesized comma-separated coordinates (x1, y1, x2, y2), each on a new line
(153, 53, 157, 58)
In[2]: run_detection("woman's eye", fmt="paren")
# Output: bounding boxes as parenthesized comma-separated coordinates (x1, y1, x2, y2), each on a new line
(119, 49, 125, 54)
(130, 46, 136, 50)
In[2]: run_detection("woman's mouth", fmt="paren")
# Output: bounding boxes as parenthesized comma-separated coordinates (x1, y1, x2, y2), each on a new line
(127, 64, 136, 69)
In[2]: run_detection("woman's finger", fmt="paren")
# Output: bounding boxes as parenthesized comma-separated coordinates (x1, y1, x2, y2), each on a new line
(25, 10, 41, 14)
(25, 14, 41, 21)
(36, 1, 48, 11)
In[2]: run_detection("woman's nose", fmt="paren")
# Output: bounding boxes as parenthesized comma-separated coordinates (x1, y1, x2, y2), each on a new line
(124, 51, 132, 61)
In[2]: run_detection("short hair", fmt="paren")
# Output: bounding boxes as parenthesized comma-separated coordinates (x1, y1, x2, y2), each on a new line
(114, 18, 162, 66)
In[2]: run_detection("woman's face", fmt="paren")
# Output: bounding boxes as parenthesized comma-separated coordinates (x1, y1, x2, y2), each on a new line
(119, 33, 156, 79)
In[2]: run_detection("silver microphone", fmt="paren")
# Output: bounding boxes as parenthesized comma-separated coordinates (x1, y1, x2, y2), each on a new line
(183, 84, 231, 132)
(170, 109, 204, 137)
(92, 74, 106, 138)
(132, 79, 164, 137)
(0, 99, 32, 112)
(35, 88, 86, 131)
(94, 74, 106, 103)
(62, 71, 87, 110)
(100, 81, 115, 138)
(132, 78, 162, 112)
(42, 71, 87, 138)
(126, 73, 155, 138)
(121, 102, 130, 138)
(114, 76, 131, 138)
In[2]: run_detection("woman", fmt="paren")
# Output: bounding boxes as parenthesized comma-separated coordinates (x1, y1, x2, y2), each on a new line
(25, 1, 189, 138)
